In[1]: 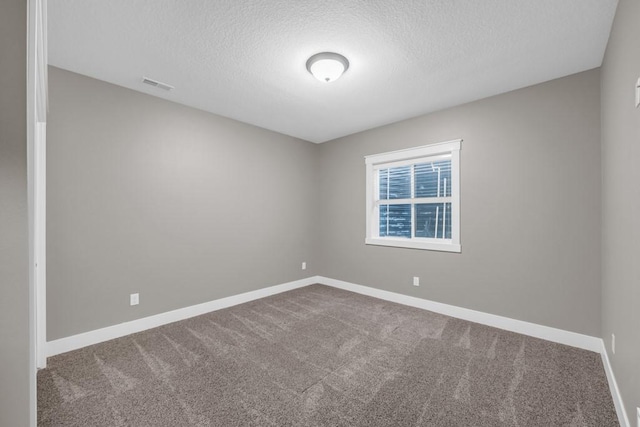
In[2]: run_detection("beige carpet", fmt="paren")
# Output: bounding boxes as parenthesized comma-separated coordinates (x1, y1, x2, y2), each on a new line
(38, 284, 618, 426)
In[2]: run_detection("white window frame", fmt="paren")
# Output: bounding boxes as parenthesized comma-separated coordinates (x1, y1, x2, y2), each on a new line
(365, 139, 461, 253)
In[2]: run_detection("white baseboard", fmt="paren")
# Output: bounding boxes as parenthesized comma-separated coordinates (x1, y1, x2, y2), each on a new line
(49, 275, 603, 356)
(47, 275, 628, 425)
(316, 277, 631, 425)
(46, 277, 316, 357)
(315, 276, 602, 353)
(600, 342, 631, 427)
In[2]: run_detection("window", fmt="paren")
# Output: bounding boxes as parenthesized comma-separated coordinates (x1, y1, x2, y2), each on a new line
(365, 140, 461, 252)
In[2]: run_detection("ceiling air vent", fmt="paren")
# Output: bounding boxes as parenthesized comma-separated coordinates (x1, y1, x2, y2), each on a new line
(141, 76, 174, 91)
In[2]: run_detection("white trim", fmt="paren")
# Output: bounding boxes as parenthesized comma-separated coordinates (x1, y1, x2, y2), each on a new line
(35, 0, 47, 122)
(450, 143, 461, 244)
(27, 0, 47, 425)
(371, 154, 452, 170)
(365, 237, 461, 253)
(49, 275, 604, 356)
(319, 276, 628, 424)
(47, 277, 317, 357)
(365, 139, 461, 165)
(365, 140, 461, 252)
(315, 276, 602, 352)
(35, 122, 47, 369)
(27, 0, 48, 373)
(600, 343, 631, 427)
(374, 197, 453, 205)
(45, 275, 627, 425)
(26, 9, 37, 427)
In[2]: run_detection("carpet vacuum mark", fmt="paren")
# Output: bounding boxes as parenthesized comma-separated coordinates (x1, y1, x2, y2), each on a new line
(38, 284, 619, 426)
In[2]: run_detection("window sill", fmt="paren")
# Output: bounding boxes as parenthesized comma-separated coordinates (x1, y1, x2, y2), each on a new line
(365, 237, 461, 253)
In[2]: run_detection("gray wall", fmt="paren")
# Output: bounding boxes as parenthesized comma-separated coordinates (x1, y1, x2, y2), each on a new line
(317, 69, 602, 337)
(601, 0, 640, 422)
(0, 0, 31, 426)
(47, 67, 320, 340)
(48, 69, 604, 338)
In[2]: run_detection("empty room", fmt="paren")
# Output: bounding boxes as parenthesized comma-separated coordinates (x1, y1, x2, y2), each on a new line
(1, 0, 639, 426)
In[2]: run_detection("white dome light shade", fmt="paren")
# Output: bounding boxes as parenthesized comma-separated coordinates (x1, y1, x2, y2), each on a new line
(306, 52, 349, 83)
(309, 59, 344, 82)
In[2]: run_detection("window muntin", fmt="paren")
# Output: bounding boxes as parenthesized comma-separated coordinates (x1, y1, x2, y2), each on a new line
(365, 140, 461, 252)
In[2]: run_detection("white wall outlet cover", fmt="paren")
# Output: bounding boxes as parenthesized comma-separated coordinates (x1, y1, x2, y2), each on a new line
(301, 262, 306, 270)
(636, 77, 640, 108)
(130, 293, 139, 306)
(612, 333, 615, 354)
(413, 277, 420, 286)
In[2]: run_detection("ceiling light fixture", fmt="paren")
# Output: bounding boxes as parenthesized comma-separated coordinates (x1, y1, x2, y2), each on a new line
(306, 52, 349, 83)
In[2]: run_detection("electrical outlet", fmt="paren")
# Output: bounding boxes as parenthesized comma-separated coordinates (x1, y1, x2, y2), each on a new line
(636, 78, 640, 108)
(611, 333, 615, 355)
(130, 293, 139, 306)
(301, 262, 307, 270)
(413, 277, 420, 287)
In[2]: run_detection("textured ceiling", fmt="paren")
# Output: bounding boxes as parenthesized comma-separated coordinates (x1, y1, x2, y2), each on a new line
(48, 0, 618, 143)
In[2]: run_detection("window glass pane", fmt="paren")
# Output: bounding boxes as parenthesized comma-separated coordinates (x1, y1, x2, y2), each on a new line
(415, 159, 451, 198)
(379, 166, 411, 200)
(415, 203, 451, 239)
(379, 204, 411, 238)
